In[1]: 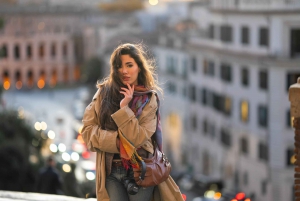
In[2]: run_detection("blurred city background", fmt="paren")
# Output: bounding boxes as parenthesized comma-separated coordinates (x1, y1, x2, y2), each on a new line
(0, 0, 299, 201)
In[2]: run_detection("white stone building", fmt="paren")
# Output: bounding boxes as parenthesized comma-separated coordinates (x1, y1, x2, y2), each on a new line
(153, 0, 300, 200)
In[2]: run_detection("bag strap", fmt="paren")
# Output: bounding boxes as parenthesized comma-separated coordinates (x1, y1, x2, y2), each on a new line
(139, 160, 147, 180)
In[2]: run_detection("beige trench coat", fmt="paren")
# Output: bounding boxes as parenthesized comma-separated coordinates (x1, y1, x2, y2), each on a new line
(81, 89, 184, 201)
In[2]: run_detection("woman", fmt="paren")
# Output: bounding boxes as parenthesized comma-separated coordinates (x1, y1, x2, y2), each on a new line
(81, 43, 185, 201)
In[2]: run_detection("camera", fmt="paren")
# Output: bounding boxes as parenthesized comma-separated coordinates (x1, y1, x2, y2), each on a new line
(122, 176, 139, 195)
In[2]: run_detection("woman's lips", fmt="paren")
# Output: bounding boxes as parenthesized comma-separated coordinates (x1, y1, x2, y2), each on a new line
(123, 77, 130, 81)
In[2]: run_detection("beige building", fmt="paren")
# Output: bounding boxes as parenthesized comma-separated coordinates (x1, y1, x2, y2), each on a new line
(0, 7, 84, 90)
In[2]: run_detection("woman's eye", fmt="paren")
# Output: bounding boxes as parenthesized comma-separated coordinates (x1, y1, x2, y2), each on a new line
(128, 65, 133, 67)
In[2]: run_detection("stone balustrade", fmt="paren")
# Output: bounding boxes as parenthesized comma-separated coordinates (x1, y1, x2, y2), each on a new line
(0, 190, 97, 201)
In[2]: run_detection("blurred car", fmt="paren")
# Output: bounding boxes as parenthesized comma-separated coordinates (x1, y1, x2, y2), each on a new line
(222, 191, 252, 201)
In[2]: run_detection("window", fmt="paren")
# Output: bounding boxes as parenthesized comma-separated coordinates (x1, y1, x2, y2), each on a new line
(201, 88, 207, 105)
(241, 26, 249, 45)
(220, 25, 233, 42)
(167, 82, 177, 94)
(208, 24, 214, 39)
(240, 137, 248, 154)
(191, 57, 197, 72)
(261, 180, 267, 195)
(258, 142, 268, 161)
(286, 72, 300, 91)
(209, 124, 216, 138)
(259, 70, 268, 90)
(39, 43, 44, 59)
(0, 44, 8, 58)
(243, 172, 248, 186)
(259, 27, 269, 47)
(26, 44, 32, 59)
(220, 63, 232, 82)
(63, 42, 68, 58)
(240, 100, 249, 122)
(286, 110, 294, 128)
(224, 96, 232, 116)
(202, 119, 208, 134)
(203, 59, 208, 74)
(167, 56, 176, 74)
(286, 148, 295, 166)
(51, 43, 56, 58)
(203, 60, 214, 76)
(190, 84, 196, 102)
(220, 128, 231, 147)
(258, 105, 268, 127)
(14, 44, 20, 60)
(291, 29, 300, 58)
(191, 115, 197, 131)
(241, 67, 249, 86)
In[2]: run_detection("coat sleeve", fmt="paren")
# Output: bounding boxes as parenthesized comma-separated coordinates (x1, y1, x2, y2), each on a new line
(81, 91, 119, 153)
(111, 93, 158, 148)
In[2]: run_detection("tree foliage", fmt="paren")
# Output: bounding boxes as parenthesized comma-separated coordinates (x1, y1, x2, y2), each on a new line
(0, 110, 43, 191)
(81, 56, 105, 85)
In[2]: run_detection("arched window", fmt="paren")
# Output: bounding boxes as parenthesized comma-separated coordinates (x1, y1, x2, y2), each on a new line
(14, 44, 20, 60)
(27, 70, 34, 88)
(63, 66, 69, 83)
(15, 71, 22, 89)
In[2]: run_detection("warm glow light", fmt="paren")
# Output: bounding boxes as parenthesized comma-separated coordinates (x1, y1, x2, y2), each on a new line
(149, 0, 158, 5)
(77, 134, 84, 144)
(16, 81, 22, 89)
(291, 154, 296, 164)
(40, 121, 47, 130)
(245, 198, 251, 201)
(82, 151, 90, 159)
(37, 79, 45, 89)
(49, 144, 58, 153)
(34, 122, 41, 131)
(48, 130, 55, 139)
(62, 164, 71, 173)
(214, 192, 222, 199)
(231, 199, 237, 201)
(3, 81, 10, 90)
(204, 190, 215, 198)
(241, 100, 249, 122)
(78, 126, 83, 134)
(236, 192, 246, 200)
(62, 152, 71, 162)
(58, 143, 66, 152)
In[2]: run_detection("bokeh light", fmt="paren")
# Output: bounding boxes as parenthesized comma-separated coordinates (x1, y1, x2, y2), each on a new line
(40, 121, 47, 130)
(49, 144, 58, 153)
(62, 152, 71, 161)
(86, 172, 95, 180)
(62, 164, 71, 173)
(34, 122, 41, 131)
(48, 130, 55, 139)
(149, 0, 158, 6)
(58, 143, 66, 152)
(71, 152, 80, 161)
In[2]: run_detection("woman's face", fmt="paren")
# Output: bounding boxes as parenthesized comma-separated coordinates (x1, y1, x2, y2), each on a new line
(118, 54, 140, 86)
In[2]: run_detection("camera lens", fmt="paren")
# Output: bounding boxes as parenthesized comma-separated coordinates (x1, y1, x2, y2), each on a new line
(127, 183, 139, 195)
(123, 177, 139, 195)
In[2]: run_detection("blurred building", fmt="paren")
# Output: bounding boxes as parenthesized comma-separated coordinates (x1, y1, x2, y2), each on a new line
(153, 0, 300, 200)
(0, 5, 90, 90)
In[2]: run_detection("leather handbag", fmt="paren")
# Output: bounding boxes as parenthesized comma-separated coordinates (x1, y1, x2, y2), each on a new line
(133, 145, 171, 187)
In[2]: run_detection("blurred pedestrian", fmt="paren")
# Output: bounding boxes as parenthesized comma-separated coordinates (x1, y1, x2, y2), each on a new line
(35, 155, 63, 195)
(63, 163, 84, 197)
(81, 43, 185, 201)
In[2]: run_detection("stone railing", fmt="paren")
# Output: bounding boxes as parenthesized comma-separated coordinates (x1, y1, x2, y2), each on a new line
(289, 77, 300, 201)
(0, 190, 97, 201)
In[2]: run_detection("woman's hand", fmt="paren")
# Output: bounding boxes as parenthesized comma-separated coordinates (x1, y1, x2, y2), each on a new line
(120, 83, 134, 108)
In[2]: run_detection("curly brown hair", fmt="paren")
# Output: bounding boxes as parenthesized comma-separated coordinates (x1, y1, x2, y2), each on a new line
(96, 43, 162, 130)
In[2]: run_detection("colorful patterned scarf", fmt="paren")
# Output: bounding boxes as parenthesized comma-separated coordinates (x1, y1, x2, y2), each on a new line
(118, 85, 163, 169)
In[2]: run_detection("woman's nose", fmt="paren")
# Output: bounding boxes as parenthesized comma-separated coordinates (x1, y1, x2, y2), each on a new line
(120, 67, 127, 74)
